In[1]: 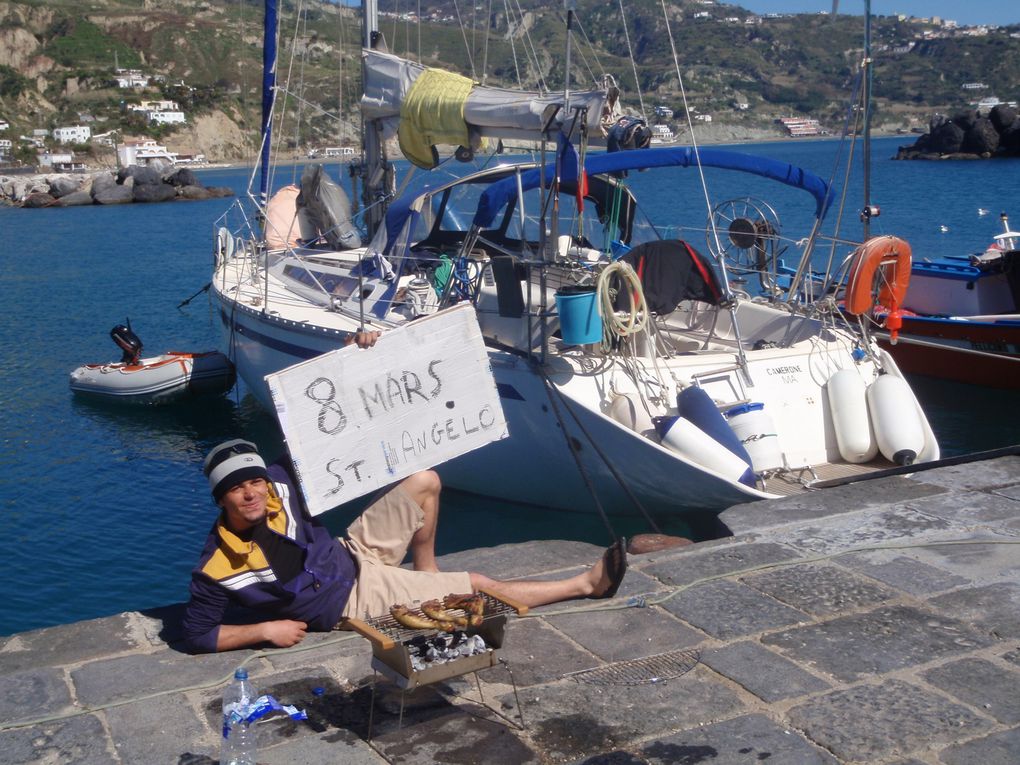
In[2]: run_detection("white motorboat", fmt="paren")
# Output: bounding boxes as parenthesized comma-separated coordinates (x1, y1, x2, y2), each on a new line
(209, 1, 939, 517)
(69, 325, 235, 404)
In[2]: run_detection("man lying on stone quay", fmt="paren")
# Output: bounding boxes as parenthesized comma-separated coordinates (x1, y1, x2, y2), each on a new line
(183, 437, 628, 653)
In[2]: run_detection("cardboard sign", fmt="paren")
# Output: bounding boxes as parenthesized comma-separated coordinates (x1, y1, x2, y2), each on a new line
(266, 302, 508, 515)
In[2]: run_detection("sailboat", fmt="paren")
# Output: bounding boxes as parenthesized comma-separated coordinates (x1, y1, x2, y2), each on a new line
(210, 0, 940, 518)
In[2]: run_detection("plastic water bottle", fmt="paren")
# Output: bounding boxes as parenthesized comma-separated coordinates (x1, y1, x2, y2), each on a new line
(221, 667, 256, 765)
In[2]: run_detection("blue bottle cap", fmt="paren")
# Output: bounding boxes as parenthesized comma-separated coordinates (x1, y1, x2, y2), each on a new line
(234, 668, 248, 680)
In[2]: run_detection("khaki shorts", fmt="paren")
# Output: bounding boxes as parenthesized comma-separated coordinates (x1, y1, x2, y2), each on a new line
(340, 484, 472, 620)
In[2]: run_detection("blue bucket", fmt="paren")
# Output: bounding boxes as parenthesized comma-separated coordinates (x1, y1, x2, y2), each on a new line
(555, 286, 602, 345)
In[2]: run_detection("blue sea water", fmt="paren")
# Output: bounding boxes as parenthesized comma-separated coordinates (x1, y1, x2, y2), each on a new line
(1, 136, 1019, 637)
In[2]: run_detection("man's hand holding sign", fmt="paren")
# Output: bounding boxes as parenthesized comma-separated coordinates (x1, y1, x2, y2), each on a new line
(265, 302, 508, 514)
(182, 304, 627, 655)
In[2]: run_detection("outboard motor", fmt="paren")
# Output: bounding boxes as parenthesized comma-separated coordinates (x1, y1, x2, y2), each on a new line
(110, 324, 143, 364)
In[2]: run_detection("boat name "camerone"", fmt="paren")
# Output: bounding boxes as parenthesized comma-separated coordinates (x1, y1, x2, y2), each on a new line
(766, 365, 803, 376)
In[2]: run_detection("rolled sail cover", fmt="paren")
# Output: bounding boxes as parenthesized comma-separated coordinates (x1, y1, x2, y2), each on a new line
(361, 50, 615, 145)
(298, 164, 362, 250)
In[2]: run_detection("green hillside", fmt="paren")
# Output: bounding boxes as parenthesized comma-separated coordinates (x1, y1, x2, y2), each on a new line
(0, 0, 1018, 160)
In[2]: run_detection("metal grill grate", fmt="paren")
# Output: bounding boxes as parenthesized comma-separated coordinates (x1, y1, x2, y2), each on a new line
(563, 648, 701, 686)
(364, 591, 517, 644)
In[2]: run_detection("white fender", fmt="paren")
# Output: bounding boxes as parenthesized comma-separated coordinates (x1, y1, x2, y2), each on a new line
(866, 373, 926, 466)
(726, 403, 784, 472)
(826, 369, 878, 463)
(606, 392, 654, 434)
(216, 227, 234, 262)
(659, 416, 753, 485)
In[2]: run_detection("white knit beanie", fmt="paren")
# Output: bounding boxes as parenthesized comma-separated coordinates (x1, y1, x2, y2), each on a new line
(203, 439, 268, 501)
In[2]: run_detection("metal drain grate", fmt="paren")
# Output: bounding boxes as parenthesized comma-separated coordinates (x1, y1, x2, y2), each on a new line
(563, 648, 701, 686)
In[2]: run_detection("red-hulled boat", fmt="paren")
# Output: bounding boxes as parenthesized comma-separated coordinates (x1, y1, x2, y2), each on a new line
(875, 213, 1020, 388)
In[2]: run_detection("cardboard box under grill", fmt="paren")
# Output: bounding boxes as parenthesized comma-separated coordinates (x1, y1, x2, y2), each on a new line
(341, 589, 527, 690)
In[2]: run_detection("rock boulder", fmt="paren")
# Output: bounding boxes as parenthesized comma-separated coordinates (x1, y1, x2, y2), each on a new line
(92, 184, 134, 205)
(176, 184, 214, 200)
(951, 110, 979, 133)
(133, 182, 177, 203)
(989, 104, 1018, 133)
(166, 168, 200, 187)
(117, 165, 162, 186)
(54, 190, 94, 207)
(928, 120, 965, 154)
(961, 117, 1000, 155)
(48, 175, 81, 199)
(22, 192, 56, 208)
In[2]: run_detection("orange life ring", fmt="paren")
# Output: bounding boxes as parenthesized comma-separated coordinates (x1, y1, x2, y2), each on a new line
(844, 235, 912, 316)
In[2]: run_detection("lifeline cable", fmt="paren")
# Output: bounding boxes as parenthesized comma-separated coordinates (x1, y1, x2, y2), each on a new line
(539, 370, 619, 543)
(540, 367, 663, 536)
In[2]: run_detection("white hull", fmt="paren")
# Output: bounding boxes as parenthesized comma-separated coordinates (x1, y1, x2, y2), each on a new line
(69, 351, 236, 404)
(215, 292, 766, 513)
(211, 151, 940, 518)
(214, 269, 938, 516)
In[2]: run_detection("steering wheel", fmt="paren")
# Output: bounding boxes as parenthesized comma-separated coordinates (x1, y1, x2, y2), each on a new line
(706, 197, 783, 276)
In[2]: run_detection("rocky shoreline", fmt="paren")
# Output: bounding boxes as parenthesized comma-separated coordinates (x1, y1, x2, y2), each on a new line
(895, 104, 1020, 161)
(0, 164, 234, 208)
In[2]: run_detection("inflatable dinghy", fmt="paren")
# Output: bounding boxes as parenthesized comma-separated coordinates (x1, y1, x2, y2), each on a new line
(69, 325, 235, 404)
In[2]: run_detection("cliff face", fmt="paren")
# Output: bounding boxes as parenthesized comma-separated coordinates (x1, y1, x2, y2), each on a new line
(166, 111, 254, 163)
(0, 26, 43, 70)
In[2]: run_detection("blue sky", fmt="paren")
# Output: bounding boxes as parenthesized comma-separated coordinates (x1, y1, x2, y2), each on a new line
(734, 1, 1018, 28)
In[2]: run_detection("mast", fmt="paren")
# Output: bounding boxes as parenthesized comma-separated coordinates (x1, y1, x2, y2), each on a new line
(259, 0, 278, 209)
(563, 0, 575, 114)
(861, 0, 876, 238)
(359, 0, 392, 239)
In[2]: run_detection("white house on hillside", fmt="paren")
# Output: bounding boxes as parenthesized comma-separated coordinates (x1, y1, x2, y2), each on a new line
(38, 151, 87, 172)
(117, 139, 178, 166)
(148, 111, 186, 125)
(54, 126, 92, 144)
(115, 71, 150, 88)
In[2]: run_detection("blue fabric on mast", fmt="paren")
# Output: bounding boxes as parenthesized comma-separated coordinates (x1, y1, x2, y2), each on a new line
(471, 147, 834, 228)
(259, 0, 278, 206)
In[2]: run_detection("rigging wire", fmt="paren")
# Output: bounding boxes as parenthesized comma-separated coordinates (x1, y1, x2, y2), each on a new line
(238, 0, 253, 167)
(657, 0, 752, 375)
(511, 0, 548, 92)
(658, 0, 718, 258)
(568, 14, 599, 85)
(269, 0, 309, 199)
(390, 0, 400, 55)
(502, 0, 524, 88)
(481, 0, 493, 85)
(616, 0, 647, 122)
(337, 0, 348, 148)
(291, 7, 310, 185)
(451, 0, 477, 79)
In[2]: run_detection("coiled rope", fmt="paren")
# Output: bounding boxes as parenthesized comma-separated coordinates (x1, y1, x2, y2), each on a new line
(596, 260, 649, 341)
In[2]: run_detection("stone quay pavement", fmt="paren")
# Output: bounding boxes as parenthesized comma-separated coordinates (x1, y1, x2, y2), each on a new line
(2, 456, 1018, 764)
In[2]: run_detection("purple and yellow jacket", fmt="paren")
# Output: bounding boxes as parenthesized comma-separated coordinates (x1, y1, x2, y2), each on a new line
(183, 463, 356, 654)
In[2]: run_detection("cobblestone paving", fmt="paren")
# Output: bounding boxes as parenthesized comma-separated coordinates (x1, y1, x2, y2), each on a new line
(0, 456, 1017, 763)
